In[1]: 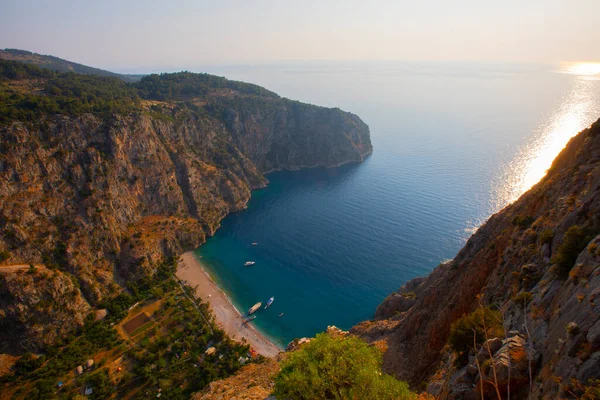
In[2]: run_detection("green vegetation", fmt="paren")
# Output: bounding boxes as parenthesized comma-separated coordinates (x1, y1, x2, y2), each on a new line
(512, 291, 533, 308)
(273, 333, 414, 400)
(539, 229, 555, 245)
(0, 59, 280, 124)
(552, 225, 596, 278)
(4, 257, 251, 400)
(0, 249, 10, 262)
(512, 214, 535, 229)
(1, 49, 138, 81)
(0, 60, 139, 123)
(136, 71, 278, 100)
(4, 317, 121, 399)
(448, 307, 504, 366)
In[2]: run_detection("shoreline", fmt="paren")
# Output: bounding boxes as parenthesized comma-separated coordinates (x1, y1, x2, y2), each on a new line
(176, 251, 282, 357)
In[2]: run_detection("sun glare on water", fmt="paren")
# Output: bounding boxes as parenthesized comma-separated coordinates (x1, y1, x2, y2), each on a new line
(564, 62, 600, 79)
(492, 63, 600, 211)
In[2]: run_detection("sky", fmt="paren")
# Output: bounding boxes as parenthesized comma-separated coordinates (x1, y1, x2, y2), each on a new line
(1, 0, 599, 71)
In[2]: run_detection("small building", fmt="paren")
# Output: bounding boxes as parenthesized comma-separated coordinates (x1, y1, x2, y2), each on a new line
(76, 366, 84, 375)
(205, 347, 216, 355)
(86, 359, 94, 369)
(84, 387, 93, 395)
(57, 381, 63, 388)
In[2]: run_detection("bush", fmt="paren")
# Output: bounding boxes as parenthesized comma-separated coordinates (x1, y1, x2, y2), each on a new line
(274, 333, 414, 400)
(552, 226, 594, 278)
(448, 307, 504, 366)
(13, 353, 45, 376)
(0, 250, 9, 262)
(512, 215, 535, 229)
(539, 229, 554, 245)
(512, 291, 533, 308)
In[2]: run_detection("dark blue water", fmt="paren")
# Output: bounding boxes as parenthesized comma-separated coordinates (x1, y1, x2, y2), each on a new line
(194, 62, 600, 347)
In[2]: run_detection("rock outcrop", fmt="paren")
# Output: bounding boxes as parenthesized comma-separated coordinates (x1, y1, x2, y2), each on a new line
(0, 72, 371, 352)
(0, 266, 92, 350)
(353, 118, 600, 398)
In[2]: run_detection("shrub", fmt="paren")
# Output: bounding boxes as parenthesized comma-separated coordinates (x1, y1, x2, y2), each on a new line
(512, 291, 533, 308)
(512, 215, 534, 229)
(539, 229, 555, 245)
(448, 307, 504, 366)
(13, 353, 45, 376)
(581, 379, 600, 400)
(273, 333, 414, 400)
(552, 226, 593, 278)
(565, 322, 580, 336)
(0, 250, 9, 262)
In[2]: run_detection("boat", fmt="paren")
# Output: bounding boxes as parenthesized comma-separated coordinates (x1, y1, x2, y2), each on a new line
(243, 315, 256, 323)
(248, 302, 262, 314)
(251, 242, 258, 246)
(264, 297, 274, 309)
(244, 261, 255, 266)
(279, 313, 284, 317)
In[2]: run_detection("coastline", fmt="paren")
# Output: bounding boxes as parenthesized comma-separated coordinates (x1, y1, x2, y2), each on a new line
(176, 251, 282, 357)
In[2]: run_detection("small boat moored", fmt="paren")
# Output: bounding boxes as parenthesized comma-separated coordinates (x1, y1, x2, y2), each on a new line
(248, 302, 262, 315)
(251, 242, 258, 246)
(243, 315, 256, 323)
(244, 261, 256, 266)
(265, 297, 274, 309)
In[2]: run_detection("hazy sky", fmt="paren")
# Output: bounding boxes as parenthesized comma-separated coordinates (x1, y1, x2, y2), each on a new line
(1, 0, 598, 70)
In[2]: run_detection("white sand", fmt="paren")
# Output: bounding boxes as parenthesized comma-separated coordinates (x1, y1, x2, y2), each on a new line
(176, 252, 281, 357)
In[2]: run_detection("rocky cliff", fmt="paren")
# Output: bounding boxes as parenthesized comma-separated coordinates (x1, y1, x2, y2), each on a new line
(353, 119, 600, 399)
(0, 61, 372, 352)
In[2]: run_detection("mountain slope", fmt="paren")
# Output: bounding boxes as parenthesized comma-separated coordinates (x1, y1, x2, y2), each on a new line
(0, 48, 142, 82)
(0, 59, 372, 352)
(353, 119, 600, 398)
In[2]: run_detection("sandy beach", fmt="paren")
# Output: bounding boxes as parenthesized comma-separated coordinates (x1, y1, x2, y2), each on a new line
(176, 251, 282, 357)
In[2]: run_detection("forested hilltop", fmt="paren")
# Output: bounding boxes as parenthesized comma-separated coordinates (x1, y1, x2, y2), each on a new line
(0, 59, 277, 123)
(0, 49, 142, 82)
(0, 56, 371, 397)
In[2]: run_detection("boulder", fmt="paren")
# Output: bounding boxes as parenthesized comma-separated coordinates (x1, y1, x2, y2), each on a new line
(586, 320, 600, 348)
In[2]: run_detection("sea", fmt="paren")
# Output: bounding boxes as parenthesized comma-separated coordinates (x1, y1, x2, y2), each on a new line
(189, 61, 600, 348)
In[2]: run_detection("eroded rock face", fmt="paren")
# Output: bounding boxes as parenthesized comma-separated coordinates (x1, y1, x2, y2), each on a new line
(352, 119, 600, 398)
(0, 266, 91, 351)
(0, 99, 371, 351)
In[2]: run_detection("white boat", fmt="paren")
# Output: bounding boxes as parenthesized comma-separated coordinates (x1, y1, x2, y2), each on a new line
(244, 261, 255, 266)
(251, 242, 258, 246)
(243, 315, 256, 324)
(265, 297, 274, 309)
(248, 302, 262, 314)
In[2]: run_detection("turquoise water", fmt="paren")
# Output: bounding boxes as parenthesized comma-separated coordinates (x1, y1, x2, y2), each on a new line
(194, 62, 600, 348)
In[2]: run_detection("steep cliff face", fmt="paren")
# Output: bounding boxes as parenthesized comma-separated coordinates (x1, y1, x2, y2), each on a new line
(353, 119, 600, 398)
(0, 68, 372, 352)
(217, 97, 372, 172)
(0, 265, 92, 350)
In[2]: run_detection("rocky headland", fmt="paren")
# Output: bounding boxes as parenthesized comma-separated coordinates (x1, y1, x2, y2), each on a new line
(0, 59, 372, 353)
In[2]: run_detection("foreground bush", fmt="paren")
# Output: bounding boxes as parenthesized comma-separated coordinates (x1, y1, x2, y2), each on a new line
(273, 333, 414, 400)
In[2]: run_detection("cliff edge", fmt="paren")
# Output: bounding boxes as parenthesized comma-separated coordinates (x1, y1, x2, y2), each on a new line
(353, 118, 600, 399)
